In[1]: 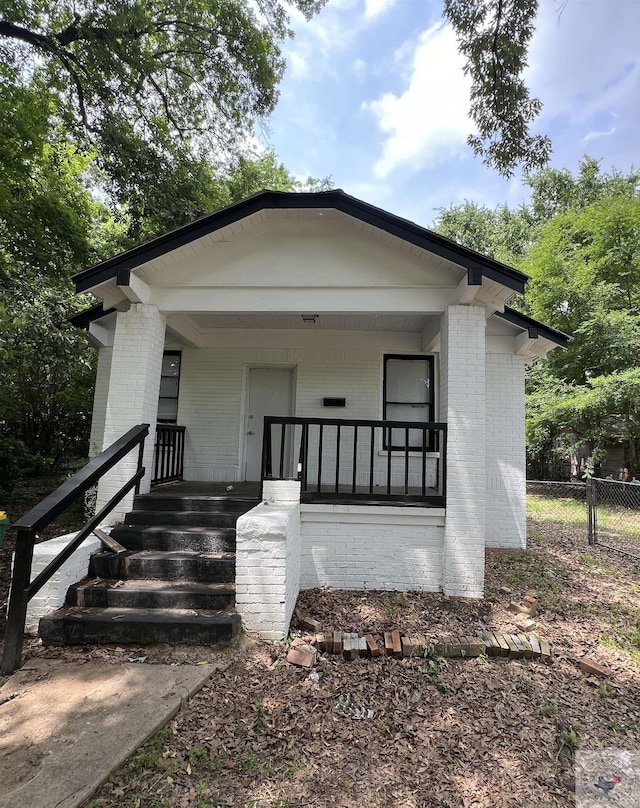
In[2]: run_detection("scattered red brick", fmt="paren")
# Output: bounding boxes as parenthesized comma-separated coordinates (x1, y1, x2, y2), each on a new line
(298, 616, 322, 633)
(365, 634, 380, 658)
(579, 657, 613, 678)
(286, 644, 316, 668)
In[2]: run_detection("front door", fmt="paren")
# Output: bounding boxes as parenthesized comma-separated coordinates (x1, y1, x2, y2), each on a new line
(244, 367, 295, 481)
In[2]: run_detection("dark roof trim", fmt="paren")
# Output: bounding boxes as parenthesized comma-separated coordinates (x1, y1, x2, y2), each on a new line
(73, 190, 529, 294)
(497, 306, 571, 348)
(69, 304, 116, 329)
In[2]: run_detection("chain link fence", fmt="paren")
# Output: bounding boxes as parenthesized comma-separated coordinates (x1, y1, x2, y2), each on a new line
(526, 480, 588, 532)
(587, 477, 640, 558)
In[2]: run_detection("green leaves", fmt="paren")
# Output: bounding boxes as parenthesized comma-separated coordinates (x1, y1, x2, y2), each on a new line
(0, 0, 324, 177)
(444, 0, 551, 177)
(435, 159, 640, 476)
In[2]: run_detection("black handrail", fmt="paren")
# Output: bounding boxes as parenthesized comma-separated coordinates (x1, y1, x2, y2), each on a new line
(1, 423, 149, 675)
(152, 424, 186, 485)
(262, 416, 447, 506)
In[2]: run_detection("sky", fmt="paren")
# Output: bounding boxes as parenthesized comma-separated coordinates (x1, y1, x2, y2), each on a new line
(261, 0, 640, 228)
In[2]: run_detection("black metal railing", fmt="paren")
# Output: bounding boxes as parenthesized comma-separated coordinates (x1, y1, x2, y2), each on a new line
(262, 416, 446, 505)
(152, 424, 185, 485)
(1, 423, 150, 675)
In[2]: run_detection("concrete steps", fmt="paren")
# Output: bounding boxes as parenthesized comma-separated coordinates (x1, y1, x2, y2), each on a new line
(39, 607, 241, 645)
(68, 578, 236, 610)
(133, 495, 256, 513)
(89, 550, 235, 583)
(110, 525, 236, 553)
(124, 510, 240, 528)
(38, 488, 258, 648)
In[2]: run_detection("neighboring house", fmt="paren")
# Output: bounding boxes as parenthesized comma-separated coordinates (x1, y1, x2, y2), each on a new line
(67, 190, 568, 641)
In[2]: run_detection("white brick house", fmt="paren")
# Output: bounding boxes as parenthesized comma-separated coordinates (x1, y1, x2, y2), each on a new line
(72, 190, 567, 639)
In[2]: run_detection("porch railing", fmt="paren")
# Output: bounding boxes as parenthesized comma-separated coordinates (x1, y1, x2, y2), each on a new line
(152, 424, 186, 485)
(1, 423, 149, 675)
(262, 416, 446, 506)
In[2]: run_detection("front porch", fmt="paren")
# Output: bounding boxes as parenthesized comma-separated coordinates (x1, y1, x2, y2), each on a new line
(152, 417, 447, 507)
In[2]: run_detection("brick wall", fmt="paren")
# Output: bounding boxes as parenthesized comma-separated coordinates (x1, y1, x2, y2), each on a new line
(96, 304, 166, 520)
(18, 534, 102, 632)
(235, 498, 301, 641)
(177, 334, 424, 482)
(89, 345, 112, 459)
(486, 353, 527, 548)
(440, 306, 486, 598)
(299, 505, 445, 591)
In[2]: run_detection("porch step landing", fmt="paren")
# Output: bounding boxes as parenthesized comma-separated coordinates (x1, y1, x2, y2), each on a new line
(39, 487, 259, 648)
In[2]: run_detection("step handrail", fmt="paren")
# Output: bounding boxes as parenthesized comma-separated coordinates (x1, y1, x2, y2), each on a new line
(1, 424, 150, 675)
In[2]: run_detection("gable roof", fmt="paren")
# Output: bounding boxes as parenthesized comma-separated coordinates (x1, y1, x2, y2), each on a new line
(72, 189, 529, 295)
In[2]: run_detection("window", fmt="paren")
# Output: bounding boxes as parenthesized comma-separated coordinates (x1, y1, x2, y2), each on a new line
(383, 354, 435, 450)
(157, 351, 181, 423)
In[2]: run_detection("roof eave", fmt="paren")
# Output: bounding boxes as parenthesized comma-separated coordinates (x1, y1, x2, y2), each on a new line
(497, 306, 571, 349)
(73, 190, 529, 295)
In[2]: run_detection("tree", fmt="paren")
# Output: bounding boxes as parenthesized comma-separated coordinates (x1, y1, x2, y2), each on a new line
(0, 89, 99, 492)
(0, 0, 325, 224)
(434, 200, 531, 263)
(0, 72, 330, 493)
(435, 159, 640, 477)
(444, 0, 551, 177)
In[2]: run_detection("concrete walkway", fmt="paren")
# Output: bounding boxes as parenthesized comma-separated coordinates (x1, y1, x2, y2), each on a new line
(0, 657, 216, 808)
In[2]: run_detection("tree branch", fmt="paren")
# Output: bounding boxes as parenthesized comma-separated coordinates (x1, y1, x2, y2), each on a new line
(0, 19, 57, 52)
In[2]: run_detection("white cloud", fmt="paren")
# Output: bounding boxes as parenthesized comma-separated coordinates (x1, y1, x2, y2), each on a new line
(583, 126, 616, 144)
(527, 2, 640, 125)
(364, 0, 397, 20)
(365, 23, 472, 178)
(281, 0, 361, 84)
(287, 50, 312, 81)
(353, 58, 366, 79)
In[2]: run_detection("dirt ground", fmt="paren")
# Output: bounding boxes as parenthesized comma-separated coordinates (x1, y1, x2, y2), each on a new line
(3, 498, 640, 807)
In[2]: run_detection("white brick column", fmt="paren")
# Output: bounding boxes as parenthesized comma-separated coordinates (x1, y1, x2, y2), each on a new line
(89, 345, 113, 459)
(235, 483, 301, 641)
(96, 304, 166, 520)
(485, 353, 527, 549)
(440, 305, 486, 597)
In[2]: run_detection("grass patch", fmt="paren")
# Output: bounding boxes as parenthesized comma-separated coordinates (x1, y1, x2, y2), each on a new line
(527, 494, 586, 528)
(498, 548, 571, 597)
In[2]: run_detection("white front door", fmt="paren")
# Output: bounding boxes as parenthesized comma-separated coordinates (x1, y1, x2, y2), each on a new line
(244, 367, 295, 481)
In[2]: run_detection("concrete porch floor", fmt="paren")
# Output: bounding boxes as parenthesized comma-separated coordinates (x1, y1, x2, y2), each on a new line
(149, 481, 261, 498)
(148, 480, 441, 506)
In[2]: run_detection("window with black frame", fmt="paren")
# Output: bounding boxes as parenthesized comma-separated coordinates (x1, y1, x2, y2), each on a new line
(383, 354, 435, 450)
(157, 351, 181, 423)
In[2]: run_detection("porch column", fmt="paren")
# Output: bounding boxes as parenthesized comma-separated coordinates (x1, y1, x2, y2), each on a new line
(440, 305, 486, 597)
(96, 304, 166, 520)
(88, 345, 113, 459)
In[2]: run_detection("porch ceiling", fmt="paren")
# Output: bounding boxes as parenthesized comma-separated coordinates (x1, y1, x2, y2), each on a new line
(184, 312, 431, 332)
